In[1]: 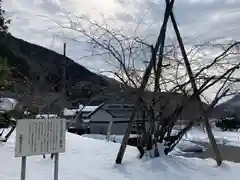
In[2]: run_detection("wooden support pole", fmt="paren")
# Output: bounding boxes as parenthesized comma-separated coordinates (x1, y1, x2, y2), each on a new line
(63, 43, 66, 95)
(169, 8, 222, 166)
(115, 0, 175, 164)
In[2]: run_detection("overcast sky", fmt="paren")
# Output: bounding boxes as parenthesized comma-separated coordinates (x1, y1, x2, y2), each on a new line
(3, 0, 240, 101)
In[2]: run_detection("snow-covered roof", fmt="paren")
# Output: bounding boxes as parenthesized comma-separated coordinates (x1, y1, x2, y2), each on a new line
(78, 104, 100, 112)
(36, 114, 59, 119)
(64, 103, 128, 118)
(81, 106, 100, 112)
(104, 104, 134, 110)
(63, 105, 101, 117)
(63, 108, 79, 116)
(79, 103, 105, 118)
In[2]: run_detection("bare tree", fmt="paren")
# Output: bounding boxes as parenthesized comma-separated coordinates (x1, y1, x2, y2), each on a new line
(54, 0, 240, 166)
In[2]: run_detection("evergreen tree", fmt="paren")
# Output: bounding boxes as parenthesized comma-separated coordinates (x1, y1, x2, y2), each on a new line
(0, 0, 10, 32)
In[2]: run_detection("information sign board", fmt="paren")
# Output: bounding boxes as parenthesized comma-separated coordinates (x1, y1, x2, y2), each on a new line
(15, 118, 66, 157)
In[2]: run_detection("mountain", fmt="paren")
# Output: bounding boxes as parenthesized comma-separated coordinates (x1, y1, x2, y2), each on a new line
(0, 32, 111, 85)
(0, 32, 119, 112)
(211, 94, 240, 119)
(0, 32, 207, 119)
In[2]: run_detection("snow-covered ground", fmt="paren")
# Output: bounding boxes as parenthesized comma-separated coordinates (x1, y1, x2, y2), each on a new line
(183, 127, 240, 147)
(82, 133, 206, 155)
(81, 133, 138, 143)
(83, 126, 240, 148)
(82, 126, 240, 155)
(1, 130, 240, 180)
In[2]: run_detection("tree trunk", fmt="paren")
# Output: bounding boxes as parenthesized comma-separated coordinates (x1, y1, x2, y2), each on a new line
(115, 1, 175, 164)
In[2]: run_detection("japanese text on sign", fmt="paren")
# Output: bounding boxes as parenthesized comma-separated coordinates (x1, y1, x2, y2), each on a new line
(15, 118, 66, 157)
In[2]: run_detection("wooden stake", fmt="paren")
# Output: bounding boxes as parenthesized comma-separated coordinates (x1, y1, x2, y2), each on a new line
(169, 9, 222, 166)
(115, 0, 175, 164)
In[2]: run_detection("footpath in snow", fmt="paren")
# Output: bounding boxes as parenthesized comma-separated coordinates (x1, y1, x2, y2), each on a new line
(0, 131, 240, 180)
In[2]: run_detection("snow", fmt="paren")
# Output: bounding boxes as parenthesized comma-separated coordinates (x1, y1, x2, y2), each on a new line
(175, 140, 205, 153)
(79, 105, 100, 112)
(24, 111, 30, 115)
(0, 130, 240, 180)
(82, 134, 205, 154)
(0, 98, 18, 113)
(35, 114, 59, 119)
(63, 108, 79, 116)
(63, 105, 100, 117)
(82, 134, 138, 143)
(183, 127, 240, 147)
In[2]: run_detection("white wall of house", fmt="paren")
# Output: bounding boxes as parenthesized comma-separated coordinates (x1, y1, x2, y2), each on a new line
(89, 109, 131, 135)
(90, 123, 129, 135)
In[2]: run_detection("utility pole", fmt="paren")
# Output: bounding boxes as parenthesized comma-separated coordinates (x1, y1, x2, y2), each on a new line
(63, 43, 66, 95)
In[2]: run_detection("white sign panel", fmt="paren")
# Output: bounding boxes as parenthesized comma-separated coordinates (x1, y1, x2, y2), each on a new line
(15, 118, 66, 157)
